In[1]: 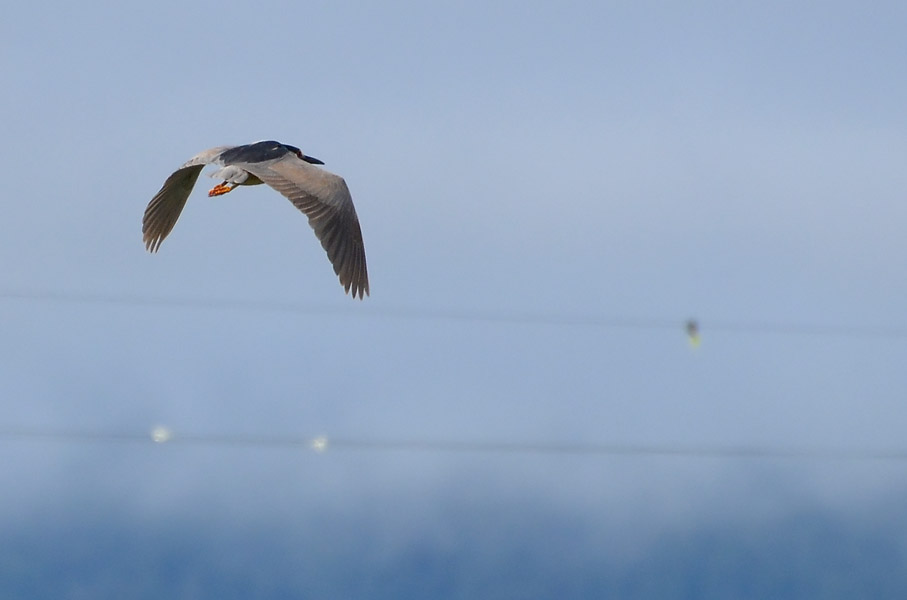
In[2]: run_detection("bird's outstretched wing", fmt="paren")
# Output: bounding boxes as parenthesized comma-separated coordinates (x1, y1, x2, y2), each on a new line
(235, 153, 370, 299)
(142, 146, 232, 252)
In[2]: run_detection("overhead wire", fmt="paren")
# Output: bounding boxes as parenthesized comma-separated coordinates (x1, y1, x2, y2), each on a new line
(2, 289, 905, 461)
(2, 288, 907, 340)
(1, 427, 906, 461)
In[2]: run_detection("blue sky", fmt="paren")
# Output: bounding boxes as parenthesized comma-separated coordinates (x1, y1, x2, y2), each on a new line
(2, 1, 907, 596)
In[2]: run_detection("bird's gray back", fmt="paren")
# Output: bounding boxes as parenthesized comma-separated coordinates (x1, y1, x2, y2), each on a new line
(180, 146, 235, 169)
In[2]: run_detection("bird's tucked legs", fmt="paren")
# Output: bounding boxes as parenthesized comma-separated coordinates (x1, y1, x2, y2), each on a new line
(208, 182, 236, 197)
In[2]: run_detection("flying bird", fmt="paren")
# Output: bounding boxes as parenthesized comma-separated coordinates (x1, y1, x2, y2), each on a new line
(142, 140, 369, 299)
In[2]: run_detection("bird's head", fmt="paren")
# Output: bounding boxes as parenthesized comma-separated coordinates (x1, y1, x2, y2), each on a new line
(286, 144, 324, 165)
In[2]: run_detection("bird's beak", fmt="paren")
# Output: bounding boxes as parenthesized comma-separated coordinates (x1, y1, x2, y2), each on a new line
(303, 155, 324, 165)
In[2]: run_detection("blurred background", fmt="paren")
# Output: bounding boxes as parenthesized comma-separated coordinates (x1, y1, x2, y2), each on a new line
(2, 1, 907, 597)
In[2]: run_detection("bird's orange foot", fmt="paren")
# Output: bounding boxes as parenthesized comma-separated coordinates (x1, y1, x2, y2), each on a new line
(208, 183, 234, 197)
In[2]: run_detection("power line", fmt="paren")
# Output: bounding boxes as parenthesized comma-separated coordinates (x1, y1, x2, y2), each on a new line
(1, 427, 906, 461)
(0, 289, 679, 329)
(2, 288, 907, 340)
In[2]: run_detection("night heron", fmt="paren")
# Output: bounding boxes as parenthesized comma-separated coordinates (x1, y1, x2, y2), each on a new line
(142, 140, 369, 299)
